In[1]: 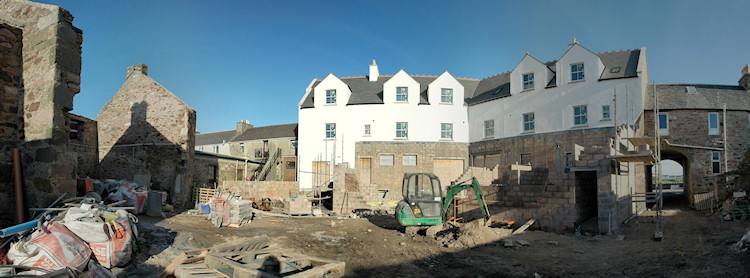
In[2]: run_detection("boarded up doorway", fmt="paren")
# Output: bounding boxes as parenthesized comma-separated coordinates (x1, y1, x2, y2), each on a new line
(312, 161, 330, 188)
(359, 157, 371, 185)
(282, 157, 297, 181)
(575, 171, 598, 225)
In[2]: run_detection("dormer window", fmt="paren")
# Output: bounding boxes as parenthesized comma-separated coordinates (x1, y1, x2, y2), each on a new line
(522, 73, 534, 91)
(396, 87, 408, 102)
(571, 63, 584, 81)
(326, 89, 336, 104)
(441, 88, 453, 104)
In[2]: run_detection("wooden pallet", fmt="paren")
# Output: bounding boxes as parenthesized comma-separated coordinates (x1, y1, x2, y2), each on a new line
(194, 187, 218, 205)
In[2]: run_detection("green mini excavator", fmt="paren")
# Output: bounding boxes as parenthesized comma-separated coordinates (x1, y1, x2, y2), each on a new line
(395, 172, 490, 227)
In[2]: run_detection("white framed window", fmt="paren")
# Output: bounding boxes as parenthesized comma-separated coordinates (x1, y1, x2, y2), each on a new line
(522, 72, 534, 90)
(658, 113, 669, 136)
(602, 105, 611, 120)
(364, 124, 371, 136)
(291, 140, 297, 148)
(396, 87, 408, 102)
(199, 146, 203, 151)
(396, 122, 408, 138)
(708, 112, 719, 135)
(573, 105, 588, 126)
(213, 145, 219, 153)
(441, 123, 453, 139)
(326, 89, 336, 104)
(571, 63, 584, 81)
(240, 143, 244, 153)
(523, 113, 535, 132)
(403, 154, 417, 166)
(484, 120, 494, 138)
(380, 154, 394, 166)
(441, 88, 453, 103)
(325, 123, 336, 139)
(712, 151, 721, 174)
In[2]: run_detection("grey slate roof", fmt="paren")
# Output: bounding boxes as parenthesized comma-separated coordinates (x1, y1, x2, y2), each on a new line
(196, 130, 236, 146)
(301, 49, 642, 108)
(645, 84, 750, 111)
(231, 123, 298, 142)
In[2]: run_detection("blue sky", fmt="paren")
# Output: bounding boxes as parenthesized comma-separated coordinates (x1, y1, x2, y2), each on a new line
(39, 0, 750, 142)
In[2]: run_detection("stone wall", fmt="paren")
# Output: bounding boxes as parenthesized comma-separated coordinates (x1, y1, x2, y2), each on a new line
(643, 110, 750, 199)
(0, 22, 22, 225)
(222, 180, 299, 200)
(67, 112, 97, 178)
(0, 0, 83, 221)
(97, 64, 195, 206)
(229, 137, 295, 181)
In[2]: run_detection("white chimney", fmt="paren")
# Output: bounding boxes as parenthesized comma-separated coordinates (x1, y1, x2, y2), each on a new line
(568, 37, 578, 48)
(369, 59, 379, 82)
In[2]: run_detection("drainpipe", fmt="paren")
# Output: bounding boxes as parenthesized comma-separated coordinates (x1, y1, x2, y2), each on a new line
(723, 104, 728, 180)
(13, 148, 24, 223)
(663, 140, 723, 151)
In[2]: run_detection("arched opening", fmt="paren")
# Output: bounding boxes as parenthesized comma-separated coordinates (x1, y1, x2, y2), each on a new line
(646, 151, 691, 209)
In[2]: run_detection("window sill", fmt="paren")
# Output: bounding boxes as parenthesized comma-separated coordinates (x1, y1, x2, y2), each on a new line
(571, 124, 589, 129)
(521, 88, 534, 93)
(521, 130, 535, 134)
(324, 138, 336, 141)
(439, 102, 453, 105)
(569, 80, 586, 84)
(324, 103, 337, 106)
(439, 139, 453, 142)
(362, 135, 371, 137)
(600, 118, 612, 122)
(394, 101, 409, 104)
(394, 138, 408, 141)
(483, 136, 495, 140)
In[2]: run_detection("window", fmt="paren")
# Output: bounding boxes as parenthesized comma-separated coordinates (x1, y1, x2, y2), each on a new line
(658, 113, 668, 135)
(208, 165, 216, 180)
(441, 123, 453, 139)
(380, 154, 394, 166)
(286, 161, 296, 169)
(325, 123, 336, 139)
(396, 87, 408, 102)
(364, 124, 371, 136)
(213, 146, 219, 153)
(610, 67, 621, 73)
(240, 143, 244, 153)
(602, 105, 611, 120)
(571, 63, 584, 81)
(484, 120, 494, 138)
(523, 113, 535, 132)
(403, 155, 417, 166)
(291, 140, 297, 148)
(573, 105, 588, 126)
(396, 122, 408, 138)
(199, 146, 203, 151)
(521, 153, 531, 165)
(326, 89, 336, 104)
(441, 88, 453, 103)
(712, 151, 721, 174)
(708, 112, 719, 135)
(522, 73, 534, 90)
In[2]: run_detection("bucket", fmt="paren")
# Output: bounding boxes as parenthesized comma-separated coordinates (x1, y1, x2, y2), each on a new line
(146, 191, 162, 217)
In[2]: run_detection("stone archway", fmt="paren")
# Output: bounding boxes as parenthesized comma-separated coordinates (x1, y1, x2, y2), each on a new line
(646, 149, 691, 208)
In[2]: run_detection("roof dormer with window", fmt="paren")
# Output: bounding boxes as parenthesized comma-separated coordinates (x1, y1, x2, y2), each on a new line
(383, 69, 419, 105)
(312, 73, 351, 107)
(556, 41, 604, 87)
(428, 71, 464, 105)
(510, 53, 554, 95)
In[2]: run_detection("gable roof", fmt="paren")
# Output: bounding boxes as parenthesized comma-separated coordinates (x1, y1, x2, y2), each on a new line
(646, 84, 750, 111)
(301, 48, 642, 108)
(196, 130, 236, 146)
(231, 123, 298, 142)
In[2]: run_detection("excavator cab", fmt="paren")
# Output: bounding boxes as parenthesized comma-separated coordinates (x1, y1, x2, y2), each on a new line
(396, 173, 443, 226)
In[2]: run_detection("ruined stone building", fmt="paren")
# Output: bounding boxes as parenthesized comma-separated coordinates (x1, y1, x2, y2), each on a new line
(97, 64, 196, 206)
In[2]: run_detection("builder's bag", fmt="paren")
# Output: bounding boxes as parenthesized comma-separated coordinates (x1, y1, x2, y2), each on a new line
(60, 208, 135, 268)
(7, 222, 91, 272)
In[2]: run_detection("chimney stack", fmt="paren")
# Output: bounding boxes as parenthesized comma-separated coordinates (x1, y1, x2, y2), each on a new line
(568, 37, 578, 48)
(236, 120, 253, 135)
(126, 64, 148, 79)
(369, 59, 379, 82)
(740, 64, 750, 91)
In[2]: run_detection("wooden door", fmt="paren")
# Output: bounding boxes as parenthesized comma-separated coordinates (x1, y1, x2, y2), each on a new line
(359, 158, 371, 185)
(282, 157, 297, 181)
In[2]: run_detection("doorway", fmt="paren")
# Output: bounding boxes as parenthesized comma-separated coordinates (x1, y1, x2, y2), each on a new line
(575, 171, 598, 225)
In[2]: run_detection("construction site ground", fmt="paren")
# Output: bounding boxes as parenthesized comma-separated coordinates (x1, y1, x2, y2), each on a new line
(117, 195, 750, 277)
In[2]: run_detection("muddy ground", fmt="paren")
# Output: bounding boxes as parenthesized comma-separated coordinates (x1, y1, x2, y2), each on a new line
(115, 196, 750, 277)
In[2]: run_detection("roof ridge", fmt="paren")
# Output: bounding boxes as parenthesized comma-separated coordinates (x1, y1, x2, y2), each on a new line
(597, 49, 634, 55)
(481, 70, 511, 81)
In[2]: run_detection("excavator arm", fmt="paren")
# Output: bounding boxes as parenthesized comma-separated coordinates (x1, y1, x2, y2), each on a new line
(442, 178, 491, 224)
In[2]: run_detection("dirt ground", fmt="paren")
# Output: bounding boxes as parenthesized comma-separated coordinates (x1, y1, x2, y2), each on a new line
(115, 195, 750, 278)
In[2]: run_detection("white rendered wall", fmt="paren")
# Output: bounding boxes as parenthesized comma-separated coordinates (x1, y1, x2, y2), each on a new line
(469, 46, 645, 142)
(298, 71, 469, 189)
